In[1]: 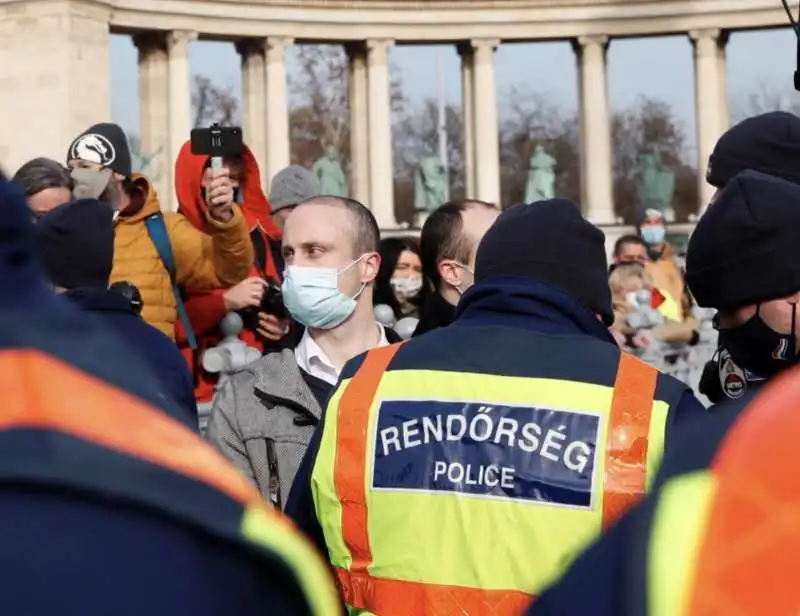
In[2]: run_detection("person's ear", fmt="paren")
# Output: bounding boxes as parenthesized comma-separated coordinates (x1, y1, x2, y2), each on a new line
(438, 260, 461, 287)
(362, 252, 381, 284)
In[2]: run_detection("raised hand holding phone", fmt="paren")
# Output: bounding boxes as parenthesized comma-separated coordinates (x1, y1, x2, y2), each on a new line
(190, 124, 244, 223)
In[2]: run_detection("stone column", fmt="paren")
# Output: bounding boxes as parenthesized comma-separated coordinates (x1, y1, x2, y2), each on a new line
(133, 33, 170, 205)
(717, 31, 730, 134)
(0, 1, 111, 172)
(471, 39, 501, 205)
(346, 43, 370, 203)
(458, 44, 476, 198)
(167, 30, 196, 211)
(574, 35, 614, 224)
(264, 36, 292, 183)
(691, 29, 725, 213)
(237, 40, 267, 183)
(366, 39, 396, 228)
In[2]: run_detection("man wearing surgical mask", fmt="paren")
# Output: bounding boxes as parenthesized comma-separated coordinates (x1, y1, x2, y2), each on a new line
(638, 208, 694, 327)
(208, 195, 400, 510)
(414, 199, 499, 336)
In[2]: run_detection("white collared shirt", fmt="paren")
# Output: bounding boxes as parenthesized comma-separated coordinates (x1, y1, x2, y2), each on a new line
(295, 322, 389, 386)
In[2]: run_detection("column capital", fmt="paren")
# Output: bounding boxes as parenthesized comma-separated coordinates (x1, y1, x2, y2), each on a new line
(366, 38, 394, 59)
(235, 38, 265, 58)
(132, 31, 167, 55)
(265, 36, 294, 55)
(344, 41, 368, 59)
(456, 41, 474, 59)
(470, 38, 500, 52)
(573, 35, 609, 51)
(167, 30, 197, 54)
(689, 28, 721, 43)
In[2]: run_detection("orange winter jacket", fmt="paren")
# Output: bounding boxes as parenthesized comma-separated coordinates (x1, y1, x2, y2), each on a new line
(174, 141, 282, 402)
(110, 174, 254, 339)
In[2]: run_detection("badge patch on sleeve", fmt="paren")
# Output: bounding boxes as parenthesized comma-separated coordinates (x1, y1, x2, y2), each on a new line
(372, 400, 600, 509)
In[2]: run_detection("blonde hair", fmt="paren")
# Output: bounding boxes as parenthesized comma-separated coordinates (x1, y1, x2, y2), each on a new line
(609, 264, 653, 297)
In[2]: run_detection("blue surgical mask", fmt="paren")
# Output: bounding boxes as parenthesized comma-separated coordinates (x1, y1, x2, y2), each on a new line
(640, 226, 665, 245)
(282, 258, 365, 329)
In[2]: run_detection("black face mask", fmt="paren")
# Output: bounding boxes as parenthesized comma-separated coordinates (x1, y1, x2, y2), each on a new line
(716, 305, 798, 378)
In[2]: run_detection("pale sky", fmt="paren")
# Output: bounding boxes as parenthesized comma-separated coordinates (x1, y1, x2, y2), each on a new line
(110, 27, 800, 162)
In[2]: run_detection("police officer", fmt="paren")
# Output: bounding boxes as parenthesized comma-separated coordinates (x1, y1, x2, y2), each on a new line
(528, 170, 800, 615)
(699, 111, 800, 402)
(287, 199, 705, 614)
(0, 175, 339, 615)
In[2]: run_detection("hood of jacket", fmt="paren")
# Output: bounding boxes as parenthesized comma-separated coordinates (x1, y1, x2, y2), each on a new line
(174, 140, 281, 240)
(114, 173, 161, 226)
(63, 287, 136, 316)
(454, 276, 617, 344)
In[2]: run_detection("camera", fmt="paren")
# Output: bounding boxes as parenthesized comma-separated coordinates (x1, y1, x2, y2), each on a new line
(239, 278, 287, 331)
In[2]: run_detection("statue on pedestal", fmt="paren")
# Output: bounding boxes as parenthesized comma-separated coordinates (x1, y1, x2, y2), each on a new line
(524, 144, 557, 202)
(312, 145, 348, 197)
(414, 155, 449, 219)
(635, 146, 676, 222)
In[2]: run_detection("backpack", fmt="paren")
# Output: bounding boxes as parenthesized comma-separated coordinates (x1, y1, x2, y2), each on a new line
(144, 212, 198, 349)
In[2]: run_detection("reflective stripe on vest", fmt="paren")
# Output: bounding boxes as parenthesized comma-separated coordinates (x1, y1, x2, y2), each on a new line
(648, 368, 800, 616)
(0, 349, 340, 616)
(313, 344, 663, 615)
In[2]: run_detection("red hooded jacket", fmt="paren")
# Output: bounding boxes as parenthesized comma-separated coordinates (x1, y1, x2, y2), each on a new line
(173, 140, 282, 402)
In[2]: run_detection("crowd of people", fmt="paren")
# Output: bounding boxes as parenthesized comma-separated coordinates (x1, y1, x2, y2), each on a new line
(2, 109, 800, 614)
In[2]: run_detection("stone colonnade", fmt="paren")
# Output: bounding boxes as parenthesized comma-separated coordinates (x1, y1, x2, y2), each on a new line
(134, 28, 730, 221)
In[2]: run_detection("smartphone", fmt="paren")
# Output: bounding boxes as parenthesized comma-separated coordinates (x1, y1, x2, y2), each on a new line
(190, 124, 244, 161)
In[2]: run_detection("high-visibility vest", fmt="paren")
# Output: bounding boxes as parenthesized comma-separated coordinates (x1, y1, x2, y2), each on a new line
(0, 348, 340, 616)
(648, 368, 800, 616)
(312, 330, 671, 616)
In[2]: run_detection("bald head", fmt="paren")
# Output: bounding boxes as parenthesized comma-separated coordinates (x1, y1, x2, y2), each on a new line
(296, 195, 380, 257)
(421, 199, 499, 290)
(282, 194, 381, 302)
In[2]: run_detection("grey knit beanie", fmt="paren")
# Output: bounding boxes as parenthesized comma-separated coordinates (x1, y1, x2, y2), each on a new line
(268, 165, 321, 212)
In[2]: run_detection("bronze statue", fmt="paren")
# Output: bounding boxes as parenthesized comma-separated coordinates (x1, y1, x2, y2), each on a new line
(634, 146, 675, 221)
(312, 145, 348, 197)
(524, 144, 556, 202)
(414, 155, 449, 213)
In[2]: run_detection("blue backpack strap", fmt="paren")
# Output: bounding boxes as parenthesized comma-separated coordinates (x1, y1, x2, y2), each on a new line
(144, 213, 197, 350)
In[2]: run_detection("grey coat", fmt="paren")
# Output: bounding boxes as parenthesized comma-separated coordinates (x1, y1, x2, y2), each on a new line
(207, 349, 321, 509)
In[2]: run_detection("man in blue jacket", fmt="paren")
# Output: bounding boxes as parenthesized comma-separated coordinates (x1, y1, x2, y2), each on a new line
(35, 198, 198, 428)
(528, 171, 800, 615)
(286, 197, 706, 590)
(0, 172, 338, 615)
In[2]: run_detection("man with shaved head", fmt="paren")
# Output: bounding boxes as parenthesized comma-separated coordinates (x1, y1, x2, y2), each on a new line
(208, 194, 399, 509)
(415, 199, 500, 334)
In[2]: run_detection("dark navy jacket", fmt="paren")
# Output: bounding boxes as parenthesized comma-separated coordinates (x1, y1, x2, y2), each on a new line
(0, 177, 306, 615)
(528, 388, 757, 616)
(63, 287, 198, 429)
(286, 277, 707, 558)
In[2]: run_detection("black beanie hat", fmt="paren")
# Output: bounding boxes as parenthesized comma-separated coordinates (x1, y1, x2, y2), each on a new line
(707, 111, 800, 189)
(67, 123, 132, 178)
(475, 199, 614, 325)
(36, 199, 114, 290)
(686, 169, 800, 311)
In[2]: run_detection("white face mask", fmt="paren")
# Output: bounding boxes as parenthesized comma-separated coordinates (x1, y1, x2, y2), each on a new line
(281, 257, 365, 329)
(390, 275, 423, 300)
